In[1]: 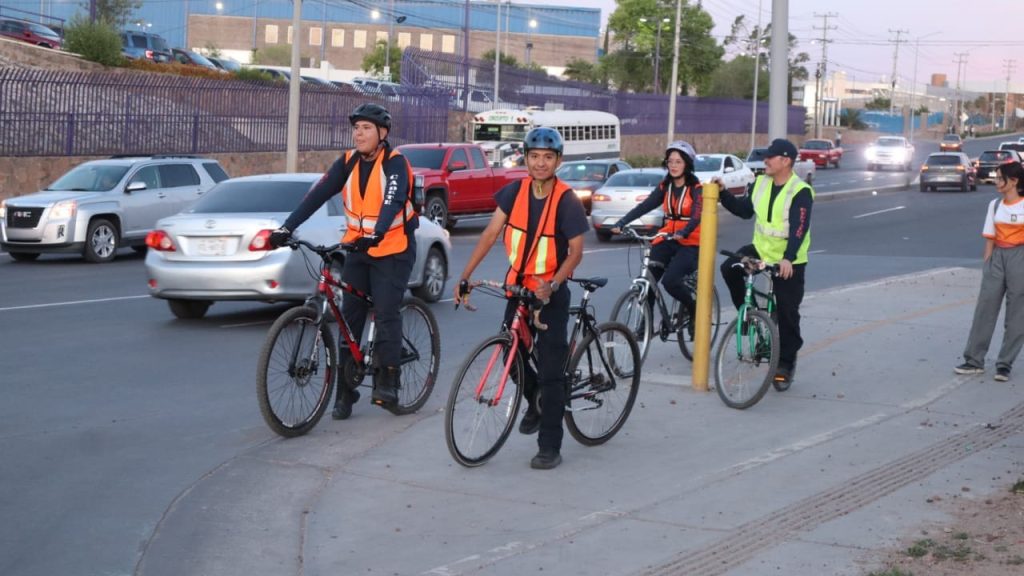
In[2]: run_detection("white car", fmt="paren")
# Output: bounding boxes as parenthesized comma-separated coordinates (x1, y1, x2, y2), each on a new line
(144, 174, 451, 319)
(865, 136, 915, 171)
(694, 154, 756, 195)
(745, 148, 816, 184)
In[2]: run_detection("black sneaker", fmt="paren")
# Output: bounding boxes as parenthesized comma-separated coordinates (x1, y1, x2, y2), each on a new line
(530, 449, 562, 470)
(773, 363, 794, 391)
(518, 409, 540, 435)
(953, 363, 984, 375)
(331, 388, 360, 420)
(994, 366, 1011, 382)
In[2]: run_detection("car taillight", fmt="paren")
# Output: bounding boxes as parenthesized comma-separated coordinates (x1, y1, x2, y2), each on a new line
(592, 193, 611, 202)
(145, 230, 176, 251)
(145, 50, 154, 60)
(249, 229, 274, 251)
(920, 165, 928, 171)
(955, 165, 965, 172)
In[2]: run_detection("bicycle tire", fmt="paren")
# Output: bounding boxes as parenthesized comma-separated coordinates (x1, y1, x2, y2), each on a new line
(257, 306, 336, 437)
(677, 284, 722, 361)
(565, 321, 641, 446)
(713, 309, 779, 409)
(444, 334, 523, 467)
(610, 287, 653, 363)
(390, 297, 440, 415)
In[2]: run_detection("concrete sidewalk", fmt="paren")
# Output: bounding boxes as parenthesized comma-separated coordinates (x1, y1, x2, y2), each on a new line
(136, 267, 1023, 576)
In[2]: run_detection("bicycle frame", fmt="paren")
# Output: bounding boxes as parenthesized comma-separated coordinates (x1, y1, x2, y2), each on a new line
(628, 235, 675, 327)
(732, 260, 777, 357)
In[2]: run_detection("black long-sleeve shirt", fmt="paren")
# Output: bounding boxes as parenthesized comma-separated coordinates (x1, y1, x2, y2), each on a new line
(616, 181, 703, 238)
(283, 149, 413, 237)
(720, 177, 812, 263)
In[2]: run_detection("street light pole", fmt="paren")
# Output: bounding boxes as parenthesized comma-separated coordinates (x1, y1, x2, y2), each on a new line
(493, 0, 501, 109)
(666, 0, 682, 143)
(748, 0, 764, 151)
(385, 0, 394, 80)
(286, 0, 302, 173)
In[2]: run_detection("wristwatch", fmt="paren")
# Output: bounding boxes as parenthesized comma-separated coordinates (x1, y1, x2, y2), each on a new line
(550, 280, 560, 292)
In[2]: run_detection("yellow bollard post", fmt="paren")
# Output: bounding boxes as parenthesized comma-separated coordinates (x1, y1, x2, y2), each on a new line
(691, 180, 719, 391)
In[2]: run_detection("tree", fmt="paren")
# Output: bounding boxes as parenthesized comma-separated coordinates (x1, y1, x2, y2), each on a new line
(839, 108, 867, 129)
(481, 49, 522, 69)
(723, 15, 809, 102)
(703, 55, 769, 100)
(362, 40, 403, 82)
(864, 96, 891, 111)
(252, 45, 293, 66)
(84, 0, 142, 28)
(563, 57, 605, 85)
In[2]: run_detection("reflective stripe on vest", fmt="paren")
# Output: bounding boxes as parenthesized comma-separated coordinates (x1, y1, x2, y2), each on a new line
(504, 178, 569, 291)
(750, 173, 814, 264)
(654, 181, 701, 247)
(341, 148, 416, 257)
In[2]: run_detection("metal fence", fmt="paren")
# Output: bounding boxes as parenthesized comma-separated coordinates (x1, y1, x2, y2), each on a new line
(0, 68, 449, 157)
(401, 48, 806, 135)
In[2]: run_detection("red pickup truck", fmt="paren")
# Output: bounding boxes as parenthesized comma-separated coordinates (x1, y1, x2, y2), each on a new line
(398, 143, 528, 229)
(798, 139, 843, 169)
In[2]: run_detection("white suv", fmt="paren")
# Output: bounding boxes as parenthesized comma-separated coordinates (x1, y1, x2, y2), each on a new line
(1, 155, 228, 262)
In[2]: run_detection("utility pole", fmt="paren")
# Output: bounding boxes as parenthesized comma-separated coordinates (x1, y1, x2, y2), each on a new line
(748, 0, 763, 151)
(888, 29, 908, 114)
(1003, 59, 1016, 131)
(952, 52, 969, 133)
(812, 12, 837, 139)
(493, 0, 501, 109)
(286, 0, 302, 172)
(767, 0, 789, 140)
(462, 0, 470, 113)
(666, 0, 683, 143)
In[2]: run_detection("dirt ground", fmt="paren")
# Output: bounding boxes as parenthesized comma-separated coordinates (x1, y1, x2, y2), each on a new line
(864, 481, 1024, 575)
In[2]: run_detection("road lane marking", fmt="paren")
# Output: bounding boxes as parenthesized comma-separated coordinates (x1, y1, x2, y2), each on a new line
(583, 247, 629, 254)
(853, 205, 905, 219)
(0, 294, 149, 312)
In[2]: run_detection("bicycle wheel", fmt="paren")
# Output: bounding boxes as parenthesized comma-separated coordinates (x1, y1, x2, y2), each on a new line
(610, 287, 653, 363)
(445, 334, 523, 467)
(713, 309, 779, 409)
(390, 296, 440, 415)
(677, 284, 722, 361)
(565, 321, 641, 446)
(257, 306, 336, 437)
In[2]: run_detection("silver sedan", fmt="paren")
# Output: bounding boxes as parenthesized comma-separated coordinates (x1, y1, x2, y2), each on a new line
(144, 173, 451, 319)
(589, 168, 667, 242)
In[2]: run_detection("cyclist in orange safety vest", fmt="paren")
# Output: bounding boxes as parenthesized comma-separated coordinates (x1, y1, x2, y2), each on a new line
(454, 127, 589, 470)
(269, 103, 418, 418)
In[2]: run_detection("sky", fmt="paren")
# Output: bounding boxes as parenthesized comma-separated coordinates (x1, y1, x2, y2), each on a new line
(565, 0, 1020, 92)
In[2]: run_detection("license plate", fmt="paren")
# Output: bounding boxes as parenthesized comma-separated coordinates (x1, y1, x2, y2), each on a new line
(195, 237, 228, 256)
(990, 171, 997, 178)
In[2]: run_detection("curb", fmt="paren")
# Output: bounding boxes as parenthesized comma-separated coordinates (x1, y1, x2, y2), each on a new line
(815, 177, 915, 202)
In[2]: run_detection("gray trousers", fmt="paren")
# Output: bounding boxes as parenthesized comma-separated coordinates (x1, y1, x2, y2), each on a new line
(962, 245, 1024, 370)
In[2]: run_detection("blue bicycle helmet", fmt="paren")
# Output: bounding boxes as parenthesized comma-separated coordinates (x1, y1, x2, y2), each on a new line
(523, 127, 564, 156)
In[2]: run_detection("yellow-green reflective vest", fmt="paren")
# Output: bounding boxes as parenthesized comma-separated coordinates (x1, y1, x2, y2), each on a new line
(751, 173, 814, 264)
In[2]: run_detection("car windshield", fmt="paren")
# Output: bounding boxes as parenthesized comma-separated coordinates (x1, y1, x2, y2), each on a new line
(401, 148, 447, 170)
(926, 155, 961, 166)
(557, 163, 607, 181)
(29, 23, 58, 37)
(604, 171, 664, 188)
(877, 138, 904, 147)
(694, 156, 723, 172)
(150, 36, 169, 51)
(803, 140, 829, 150)
(186, 51, 215, 67)
(747, 149, 769, 161)
(187, 180, 313, 213)
(47, 164, 129, 192)
(980, 151, 1013, 162)
(942, 135, 960, 142)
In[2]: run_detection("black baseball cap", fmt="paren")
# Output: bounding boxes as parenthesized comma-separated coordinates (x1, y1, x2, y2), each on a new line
(765, 138, 798, 160)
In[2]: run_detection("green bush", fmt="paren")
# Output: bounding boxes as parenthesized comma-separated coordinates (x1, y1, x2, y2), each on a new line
(624, 155, 663, 168)
(233, 68, 279, 83)
(63, 17, 124, 67)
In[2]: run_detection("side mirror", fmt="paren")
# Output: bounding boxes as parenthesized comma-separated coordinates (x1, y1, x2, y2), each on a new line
(448, 161, 468, 172)
(126, 181, 147, 193)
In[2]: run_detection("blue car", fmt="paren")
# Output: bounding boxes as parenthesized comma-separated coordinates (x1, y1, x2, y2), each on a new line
(120, 30, 172, 63)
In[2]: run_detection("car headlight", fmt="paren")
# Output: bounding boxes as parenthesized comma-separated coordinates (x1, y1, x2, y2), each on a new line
(50, 200, 76, 220)
(865, 148, 877, 160)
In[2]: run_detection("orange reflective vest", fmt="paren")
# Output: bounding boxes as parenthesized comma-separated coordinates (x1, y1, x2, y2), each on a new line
(504, 178, 570, 291)
(654, 181, 701, 247)
(341, 148, 416, 257)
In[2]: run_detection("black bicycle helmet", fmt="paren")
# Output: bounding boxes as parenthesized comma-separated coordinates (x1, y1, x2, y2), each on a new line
(348, 103, 392, 130)
(523, 127, 564, 156)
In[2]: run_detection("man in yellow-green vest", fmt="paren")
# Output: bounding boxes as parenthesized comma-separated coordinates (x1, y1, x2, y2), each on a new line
(718, 138, 814, 387)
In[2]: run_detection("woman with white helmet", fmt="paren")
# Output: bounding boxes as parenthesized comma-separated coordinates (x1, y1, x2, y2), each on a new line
(611, 141, 704, 333)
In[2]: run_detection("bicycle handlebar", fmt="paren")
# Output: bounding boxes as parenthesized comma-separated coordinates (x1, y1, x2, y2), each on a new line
(283, 237, 358, 258)
(455, 279, 547, 330)
(719, 250, 780, 275)
(620, 228, 673, 242)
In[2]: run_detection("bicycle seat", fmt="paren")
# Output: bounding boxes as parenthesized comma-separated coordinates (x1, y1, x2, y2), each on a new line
(570, 277, 608, 291)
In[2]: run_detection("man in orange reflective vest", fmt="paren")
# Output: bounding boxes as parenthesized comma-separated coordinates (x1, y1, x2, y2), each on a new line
(455, 127, 588, 470)
(269, 103, 418, 418)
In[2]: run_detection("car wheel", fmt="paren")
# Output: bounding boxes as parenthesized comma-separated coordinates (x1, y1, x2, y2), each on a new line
(833, 160, 840, 169)
(595, 229, 612, 243)
(424, 195, 449, 229)
(8, 251, 40, 262)
(412, 246, 447, 303)
(168, 299, 211, 319)
(84, 218, 119, 263)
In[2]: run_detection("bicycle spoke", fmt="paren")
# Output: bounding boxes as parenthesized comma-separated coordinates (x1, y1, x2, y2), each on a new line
(565, 322, 640, 446)
(714, 311, 778, 410)
(392, 298, 439, 414)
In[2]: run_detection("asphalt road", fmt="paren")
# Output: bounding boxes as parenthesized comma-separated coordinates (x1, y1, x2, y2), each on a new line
(0, 134, 1016, 576)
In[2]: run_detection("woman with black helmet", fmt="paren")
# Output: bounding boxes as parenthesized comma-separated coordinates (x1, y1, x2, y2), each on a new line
(611, 141, 705, 335)
(269, 103, 419, 419)
(454, 126, 589, 470)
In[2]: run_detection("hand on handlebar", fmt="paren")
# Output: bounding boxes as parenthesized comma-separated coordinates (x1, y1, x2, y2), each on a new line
(454, 278, 476, 311)
(776, 259, 794, 279)
(350, 234, 381, 253)
(268, 227, 292, 249)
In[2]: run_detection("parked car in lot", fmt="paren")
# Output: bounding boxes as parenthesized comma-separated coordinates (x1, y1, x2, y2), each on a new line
(556, 159, 632, 215)
(1, 155, 228, 262)
(120, 30, 172, 63)
(589, 168, 667, 242)
(919, 152, 977, 192)
(693, 154, 755, 195)
(0, 18, 61, 49)
(865, 136, 915, 171)
(171, 48, 220, 70)
(939, 133, 963, 152)
(399, 142, 528, 229)
(974, 150, 1023, 184)
(206, 55, 241, 72)
(143, 173, 452, 318)
(798, 139, 843, 168)
(746, 148, 816, 184)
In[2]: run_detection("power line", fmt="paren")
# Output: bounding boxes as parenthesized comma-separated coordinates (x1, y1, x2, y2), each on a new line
(1003, 59, 1016, 130)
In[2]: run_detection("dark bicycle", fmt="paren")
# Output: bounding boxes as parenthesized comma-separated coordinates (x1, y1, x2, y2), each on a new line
(256, 237, 440, 437)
